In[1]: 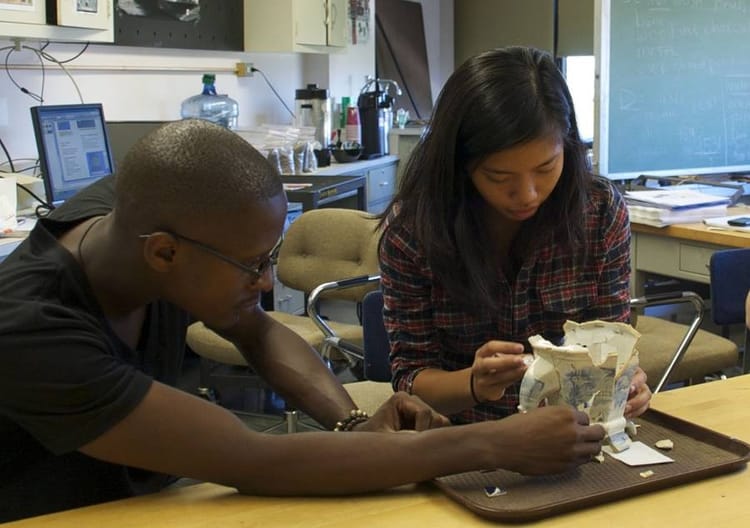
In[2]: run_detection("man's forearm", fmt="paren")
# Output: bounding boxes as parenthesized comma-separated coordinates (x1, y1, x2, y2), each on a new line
(245, 323, 357, 429)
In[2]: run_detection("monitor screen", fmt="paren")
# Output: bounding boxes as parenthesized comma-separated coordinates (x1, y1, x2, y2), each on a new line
(30, 104, 115, 207)
(106, 120, 165, 169)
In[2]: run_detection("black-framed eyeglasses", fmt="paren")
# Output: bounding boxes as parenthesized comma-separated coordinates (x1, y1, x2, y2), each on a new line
(139, 231, 283, 283)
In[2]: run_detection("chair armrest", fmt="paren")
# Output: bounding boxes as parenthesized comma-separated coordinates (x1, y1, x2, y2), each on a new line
(631, 291, 705, 393)
(308, 274, 381, 362)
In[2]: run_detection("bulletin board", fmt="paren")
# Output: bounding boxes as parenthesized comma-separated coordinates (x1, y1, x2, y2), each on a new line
(114, 0, 243, 51)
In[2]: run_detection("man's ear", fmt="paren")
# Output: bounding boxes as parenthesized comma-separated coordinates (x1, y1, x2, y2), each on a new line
(141, 234, 178, 272)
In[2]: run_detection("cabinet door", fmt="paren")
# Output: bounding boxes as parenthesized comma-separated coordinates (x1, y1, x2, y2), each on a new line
(0, 0, 113, 41)
(294, 0, 327, 46)
(327, 0, 348, 47)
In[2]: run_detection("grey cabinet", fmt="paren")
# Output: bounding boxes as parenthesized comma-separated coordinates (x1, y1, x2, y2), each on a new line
(364, 161, 396, 214)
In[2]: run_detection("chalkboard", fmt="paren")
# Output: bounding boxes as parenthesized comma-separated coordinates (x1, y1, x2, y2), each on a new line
(594, 0, 750, 179)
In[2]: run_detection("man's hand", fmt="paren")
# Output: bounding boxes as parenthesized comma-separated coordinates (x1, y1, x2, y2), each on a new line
(492, 405, 606, 475)
(355, 392, 451, 432)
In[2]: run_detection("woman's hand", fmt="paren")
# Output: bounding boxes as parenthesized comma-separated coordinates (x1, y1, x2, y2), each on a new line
(624, 367, 651, 419)
(470, 341, 529, 403)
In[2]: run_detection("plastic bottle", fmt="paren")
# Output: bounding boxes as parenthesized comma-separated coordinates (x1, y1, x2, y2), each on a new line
(345, 104, 361, 145)
(180, 73, 239, 129)
(339, 96, 351, 129)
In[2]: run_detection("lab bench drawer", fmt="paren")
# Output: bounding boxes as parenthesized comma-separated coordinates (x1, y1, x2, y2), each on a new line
(366, 164, 396, 206)
(634, 233, 724, 284)
(678, 243, 716, 279)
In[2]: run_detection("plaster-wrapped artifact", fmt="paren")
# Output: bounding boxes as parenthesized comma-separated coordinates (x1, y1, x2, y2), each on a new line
(518, 320, 641, 452)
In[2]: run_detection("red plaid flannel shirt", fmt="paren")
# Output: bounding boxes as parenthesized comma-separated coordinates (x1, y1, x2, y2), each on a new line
(380, 179, 631, 424)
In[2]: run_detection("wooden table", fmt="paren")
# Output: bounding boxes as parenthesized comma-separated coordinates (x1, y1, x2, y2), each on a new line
(8, 376, 750, 527)
(631, 214, 750, 296)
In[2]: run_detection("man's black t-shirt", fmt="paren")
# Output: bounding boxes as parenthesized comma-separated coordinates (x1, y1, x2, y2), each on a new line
(0, 177, 191, 521)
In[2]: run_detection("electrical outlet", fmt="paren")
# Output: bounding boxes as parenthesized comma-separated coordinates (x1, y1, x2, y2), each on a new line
(235, 62, 254, 77)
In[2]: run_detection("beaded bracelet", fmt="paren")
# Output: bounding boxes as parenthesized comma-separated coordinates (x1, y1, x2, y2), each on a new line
(333, 408, 369, 432)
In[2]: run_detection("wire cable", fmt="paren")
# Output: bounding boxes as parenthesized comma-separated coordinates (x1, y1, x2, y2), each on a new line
(17, 182, 49, 210)
(23, 43, 88, 103)
(251, 66, 296, 120)
(9, 163, 40, 175)
(35, 44, 85, 102)
(40, 41, 89, 64)
(0, 170, 49, 214)
(3, 46, 45, 103)
(0, 158, 39, 172)
(0, 137, 15, 173)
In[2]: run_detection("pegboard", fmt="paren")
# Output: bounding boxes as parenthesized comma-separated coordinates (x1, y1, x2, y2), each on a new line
(114, 0, 243, 51)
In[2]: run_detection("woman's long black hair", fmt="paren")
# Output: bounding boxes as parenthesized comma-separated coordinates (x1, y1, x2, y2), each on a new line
(379, 46, 592, 313)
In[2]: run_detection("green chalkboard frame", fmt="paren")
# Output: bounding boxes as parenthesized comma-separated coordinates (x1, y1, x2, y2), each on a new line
(594, 0, 750, 180)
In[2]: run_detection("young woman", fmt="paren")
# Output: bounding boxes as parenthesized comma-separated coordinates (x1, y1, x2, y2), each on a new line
(379, 46, 652, 424)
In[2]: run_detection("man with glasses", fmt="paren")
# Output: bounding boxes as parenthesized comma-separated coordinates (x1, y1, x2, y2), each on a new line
(0, 119, 605, 521)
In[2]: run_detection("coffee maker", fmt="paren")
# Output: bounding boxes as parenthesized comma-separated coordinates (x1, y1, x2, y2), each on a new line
(357, 77, 401, 159)
(294, 84, 331, 148)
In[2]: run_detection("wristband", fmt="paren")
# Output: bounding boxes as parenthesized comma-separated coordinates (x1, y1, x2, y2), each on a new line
(333, 408, 369, 431)
(470, 371, 482, 405)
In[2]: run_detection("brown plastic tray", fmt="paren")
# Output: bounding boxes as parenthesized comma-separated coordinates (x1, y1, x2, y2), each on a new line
(433, 409, 750, 522)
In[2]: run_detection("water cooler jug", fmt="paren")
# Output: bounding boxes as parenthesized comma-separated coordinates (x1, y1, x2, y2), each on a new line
(181, 73, 239, 129)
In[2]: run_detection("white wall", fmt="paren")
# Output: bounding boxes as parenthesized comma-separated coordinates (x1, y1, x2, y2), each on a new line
(0, 10, 375, 170)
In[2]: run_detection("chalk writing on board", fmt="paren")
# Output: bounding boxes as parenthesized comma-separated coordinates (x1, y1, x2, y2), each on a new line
(598, 0, 750, 178)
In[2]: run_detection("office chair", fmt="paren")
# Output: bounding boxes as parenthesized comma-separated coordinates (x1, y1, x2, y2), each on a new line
(186, 208, 382, 431)
(710, 247, 750, 374)
(308, 280, 394, 415)
(186, 326, 317, 434)
(631, 291, 739, 393)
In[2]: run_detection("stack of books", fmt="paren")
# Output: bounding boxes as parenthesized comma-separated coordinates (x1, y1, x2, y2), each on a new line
(624, 188, 731, 227)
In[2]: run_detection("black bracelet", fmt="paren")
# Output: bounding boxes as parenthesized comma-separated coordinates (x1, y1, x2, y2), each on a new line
(333, 409, 369, 432)
(469, 371, 482, 406)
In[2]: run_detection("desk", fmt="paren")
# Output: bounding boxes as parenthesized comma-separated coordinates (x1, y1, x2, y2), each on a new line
(631, 217, 750, 296)
(281, 174, 366, 212)
(8, 376, 750, 527)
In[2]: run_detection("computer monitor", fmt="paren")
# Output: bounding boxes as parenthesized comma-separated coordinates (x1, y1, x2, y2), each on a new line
(30, 103, 115, 207)
(106, 120, 165, 168)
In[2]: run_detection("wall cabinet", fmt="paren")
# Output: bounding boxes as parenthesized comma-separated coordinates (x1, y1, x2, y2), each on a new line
(0, 0, 113, 43)
(244, 0, 347, 53)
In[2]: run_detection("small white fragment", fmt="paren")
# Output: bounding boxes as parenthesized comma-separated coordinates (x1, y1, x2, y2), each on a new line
(593, 452, 605, 463)
(483, 486, 507, 498)
(655, 439, 674, 450)
(639, 470, 655, 478)
(625, 421, 640, 437)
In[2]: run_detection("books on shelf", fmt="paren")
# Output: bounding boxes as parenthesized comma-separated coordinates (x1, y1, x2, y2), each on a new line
(624, 189, 731, 210)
